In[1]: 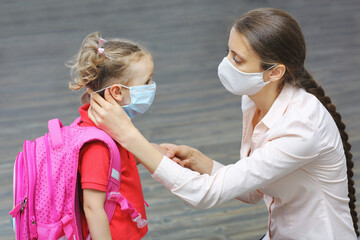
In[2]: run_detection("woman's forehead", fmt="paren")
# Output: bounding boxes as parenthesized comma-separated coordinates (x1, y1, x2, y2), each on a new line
(229, 28, 251, 56)
(228, 27, 261, 62)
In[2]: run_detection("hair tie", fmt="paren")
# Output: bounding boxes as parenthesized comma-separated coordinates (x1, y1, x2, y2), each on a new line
(98, 47, 105, 55)
(98, 37, 107, 55)
(99, 37, 107, 45)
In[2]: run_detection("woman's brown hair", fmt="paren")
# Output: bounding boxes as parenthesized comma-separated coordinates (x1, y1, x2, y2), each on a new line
(67, 31, 151, 103)
(234, 8, 359, 236)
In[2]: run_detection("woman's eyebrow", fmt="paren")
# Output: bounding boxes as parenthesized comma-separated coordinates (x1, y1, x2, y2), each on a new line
(231, 49, 246, 60)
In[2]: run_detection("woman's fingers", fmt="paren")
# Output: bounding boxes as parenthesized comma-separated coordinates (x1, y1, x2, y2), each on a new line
(87, 106, 97, 124)
(159, 143, 174, 149)
(88, 105, 103, 127)
(153, 143, 186, 166)
(89, 97, 106, 127)
(172, 157, 186, 167)
(89, 89, 127, 126)
(91, 90, 109, 108)
(151, 143, 168, 155)
(161, 143, 193, 160)
(89, 93, 107, 120)
(160, 143, 178, 158)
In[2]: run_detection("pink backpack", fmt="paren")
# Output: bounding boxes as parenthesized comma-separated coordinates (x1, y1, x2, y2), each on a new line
(9, 117, 147, 240)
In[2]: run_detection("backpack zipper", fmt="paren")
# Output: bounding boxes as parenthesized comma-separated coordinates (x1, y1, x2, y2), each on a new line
(25, 140, 38, 239)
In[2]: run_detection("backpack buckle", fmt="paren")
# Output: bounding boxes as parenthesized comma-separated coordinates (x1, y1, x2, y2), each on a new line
(108, 192, 122, 201)
(132, 214, 147, 228)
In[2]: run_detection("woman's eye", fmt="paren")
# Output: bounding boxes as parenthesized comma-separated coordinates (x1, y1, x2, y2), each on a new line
(233, 56, 241, 64)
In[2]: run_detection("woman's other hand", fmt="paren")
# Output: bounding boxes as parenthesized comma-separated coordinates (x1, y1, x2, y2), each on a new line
(152, 143, 184, 167)
(161, 143, 213, 175)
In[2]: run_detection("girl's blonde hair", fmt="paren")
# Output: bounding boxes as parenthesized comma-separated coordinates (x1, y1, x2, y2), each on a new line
(67, 32, 151, 101)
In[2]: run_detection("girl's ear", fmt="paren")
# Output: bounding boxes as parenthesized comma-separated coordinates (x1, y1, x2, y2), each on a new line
(108, 85, 124, 102)
(268, 64, 286, 82)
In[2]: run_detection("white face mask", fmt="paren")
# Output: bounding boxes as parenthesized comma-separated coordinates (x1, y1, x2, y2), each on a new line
(218, 57, 277, 96)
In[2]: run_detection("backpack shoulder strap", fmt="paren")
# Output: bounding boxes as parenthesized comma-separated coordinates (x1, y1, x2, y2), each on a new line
(74, 123, 121, 223)
(48, 119, 64, 149)
(72, 119, 147, 229)
(75, 125, 121, 176)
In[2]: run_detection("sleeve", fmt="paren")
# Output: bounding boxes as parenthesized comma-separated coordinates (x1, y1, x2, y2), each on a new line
(152, 119, 321, 209)
(210, 160, 224, 176)
(211, 160, 263, 204)
(78, 141, 110, 192)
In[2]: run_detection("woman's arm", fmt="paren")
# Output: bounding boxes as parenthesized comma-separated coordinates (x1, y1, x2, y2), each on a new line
(88, 89, 321, 209)
(83, 189, 112, 240)
(88, 89, 212, 174)
(162, 143, 263, 204)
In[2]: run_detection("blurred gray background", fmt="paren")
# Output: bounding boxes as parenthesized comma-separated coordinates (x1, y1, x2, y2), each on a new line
(1, 0, 359, 239)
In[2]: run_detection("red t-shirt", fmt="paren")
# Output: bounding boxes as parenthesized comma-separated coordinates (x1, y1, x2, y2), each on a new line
(78, 104, 148, 240)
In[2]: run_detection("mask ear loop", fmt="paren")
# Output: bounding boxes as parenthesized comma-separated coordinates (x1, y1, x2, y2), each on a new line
(263, 64, 278, 85)
(90, 84, 131, 99)
(265, 64, 278, 71)
(90, 86, 111, 99)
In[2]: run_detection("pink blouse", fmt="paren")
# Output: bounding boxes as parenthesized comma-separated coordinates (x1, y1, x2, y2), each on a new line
(152, 84, 356, 239)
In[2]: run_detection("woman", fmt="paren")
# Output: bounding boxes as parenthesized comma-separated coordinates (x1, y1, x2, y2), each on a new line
(88, 8, 358, 239)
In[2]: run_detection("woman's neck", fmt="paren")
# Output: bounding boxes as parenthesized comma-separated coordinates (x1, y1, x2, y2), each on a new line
(249, 83, 280, 122)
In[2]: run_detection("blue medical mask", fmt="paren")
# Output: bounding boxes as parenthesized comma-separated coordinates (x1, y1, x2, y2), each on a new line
(92, 82, 156, 119)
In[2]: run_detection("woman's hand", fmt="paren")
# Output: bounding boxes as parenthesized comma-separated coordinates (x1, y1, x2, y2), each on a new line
(88, 89, 139, 148)
(152, 143, 183, 166)
(88, 89, 163, 173)
(161, 144, 213, 175)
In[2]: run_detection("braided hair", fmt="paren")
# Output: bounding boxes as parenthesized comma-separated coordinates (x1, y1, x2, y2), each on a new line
(295, 69, 358, 235)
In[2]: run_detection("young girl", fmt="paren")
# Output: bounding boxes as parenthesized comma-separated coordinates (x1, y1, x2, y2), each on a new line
(67, 32, 155, 240)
